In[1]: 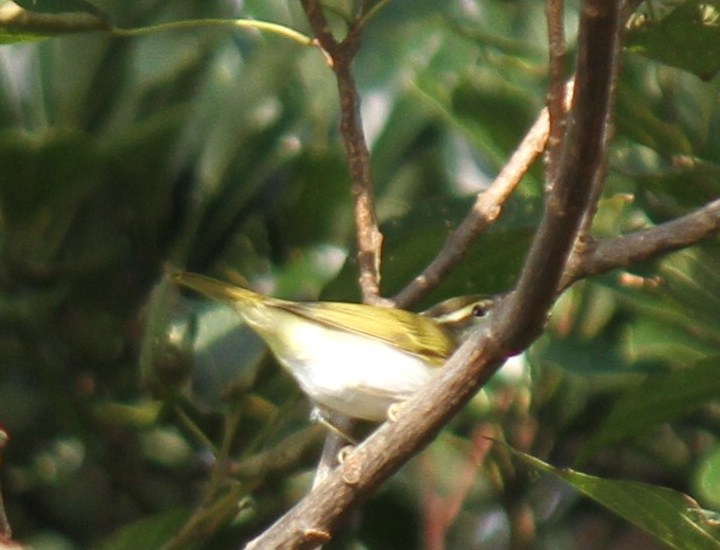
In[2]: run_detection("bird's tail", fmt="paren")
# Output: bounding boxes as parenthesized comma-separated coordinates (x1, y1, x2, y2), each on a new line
(172, 272, 264, 308)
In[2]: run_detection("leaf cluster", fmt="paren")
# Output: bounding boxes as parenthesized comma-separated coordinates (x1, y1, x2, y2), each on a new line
(0, 1, 719, 549)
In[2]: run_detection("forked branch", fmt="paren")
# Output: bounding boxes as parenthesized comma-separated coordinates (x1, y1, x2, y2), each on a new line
(392, 106, 550, 309)
(245, 1, 623, 547)
(562, 198, 720, 290)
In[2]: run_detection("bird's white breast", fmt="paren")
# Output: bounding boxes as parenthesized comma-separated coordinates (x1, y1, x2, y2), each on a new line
(255, 309, 436, 421)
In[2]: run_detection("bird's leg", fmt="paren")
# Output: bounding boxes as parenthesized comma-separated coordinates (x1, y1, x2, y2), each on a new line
(310, 407, 358, 446)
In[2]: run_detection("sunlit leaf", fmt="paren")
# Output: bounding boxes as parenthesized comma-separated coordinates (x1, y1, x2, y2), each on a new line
(514, 449, 720, 550)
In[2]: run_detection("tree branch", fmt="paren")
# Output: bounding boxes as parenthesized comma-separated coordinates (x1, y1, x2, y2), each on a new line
(0, 427, 13, 546)
(299, 0, 385, 511)
(229, 425, 324, 482)
(495, 0, 622, 350)
(392, 105, 551, 309)
(392, 70, 574, 310)
(244, 1, 623, 547)
(562, 198, 720, 289)
(301, 0, 385, 305)
(545, 0, 567, 184)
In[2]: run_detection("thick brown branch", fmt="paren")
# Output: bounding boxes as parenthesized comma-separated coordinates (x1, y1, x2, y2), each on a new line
(496, 0, 622, 351)
(244, 2, 623, 548)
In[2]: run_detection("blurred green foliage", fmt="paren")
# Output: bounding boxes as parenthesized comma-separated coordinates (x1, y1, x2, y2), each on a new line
(0, 0, 719, 548)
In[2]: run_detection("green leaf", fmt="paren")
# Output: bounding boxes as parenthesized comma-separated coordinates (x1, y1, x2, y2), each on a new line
(187, 300, 267, 411)
(0, 1, 108, 43)
(579, 358, 720, 462)
(450, 73, 542, 163)
(13, 0, 105, 17)
(322, 194, 539, 304)
(93, 400, 164, 427)
(615, 85, 694, 156)
(0, 129, 103, 270)
(612, 248, 720, 364)
(627, 1, 720, 81)
(633, 161, 720, 221)
(513, 449, 720, 550)
(694, 445, 720, 510)
(96, 507, 191, 550)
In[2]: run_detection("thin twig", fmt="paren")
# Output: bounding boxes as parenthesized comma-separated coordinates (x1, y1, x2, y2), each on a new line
(301, 0, 339, 53)
(545, 0, 568, 185)
(562, 198, 720, 290)
(0, 428, 11, 541)
(229, 425, 325, 482)
(336, 37, 385, 303)
(163, 407, 244, 550)
(112, 18, 316, 46)
(300, 0, 385, 304)
(393, 107, 551, 309)
(357, 0, 391, 30)
(244, 2, 624, 547)
(421, 424, 495, 550)
(393, 78, 575, 309)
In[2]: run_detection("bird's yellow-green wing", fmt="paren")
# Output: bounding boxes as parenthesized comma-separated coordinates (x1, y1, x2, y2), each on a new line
(173, 271, 458, 365)
(279, 301, 457, 365)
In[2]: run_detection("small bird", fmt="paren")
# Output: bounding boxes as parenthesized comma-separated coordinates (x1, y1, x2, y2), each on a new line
(173, 272, 493, 422)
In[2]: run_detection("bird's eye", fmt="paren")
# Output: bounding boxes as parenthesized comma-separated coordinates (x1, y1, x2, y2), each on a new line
(471, 303, 489, 318)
